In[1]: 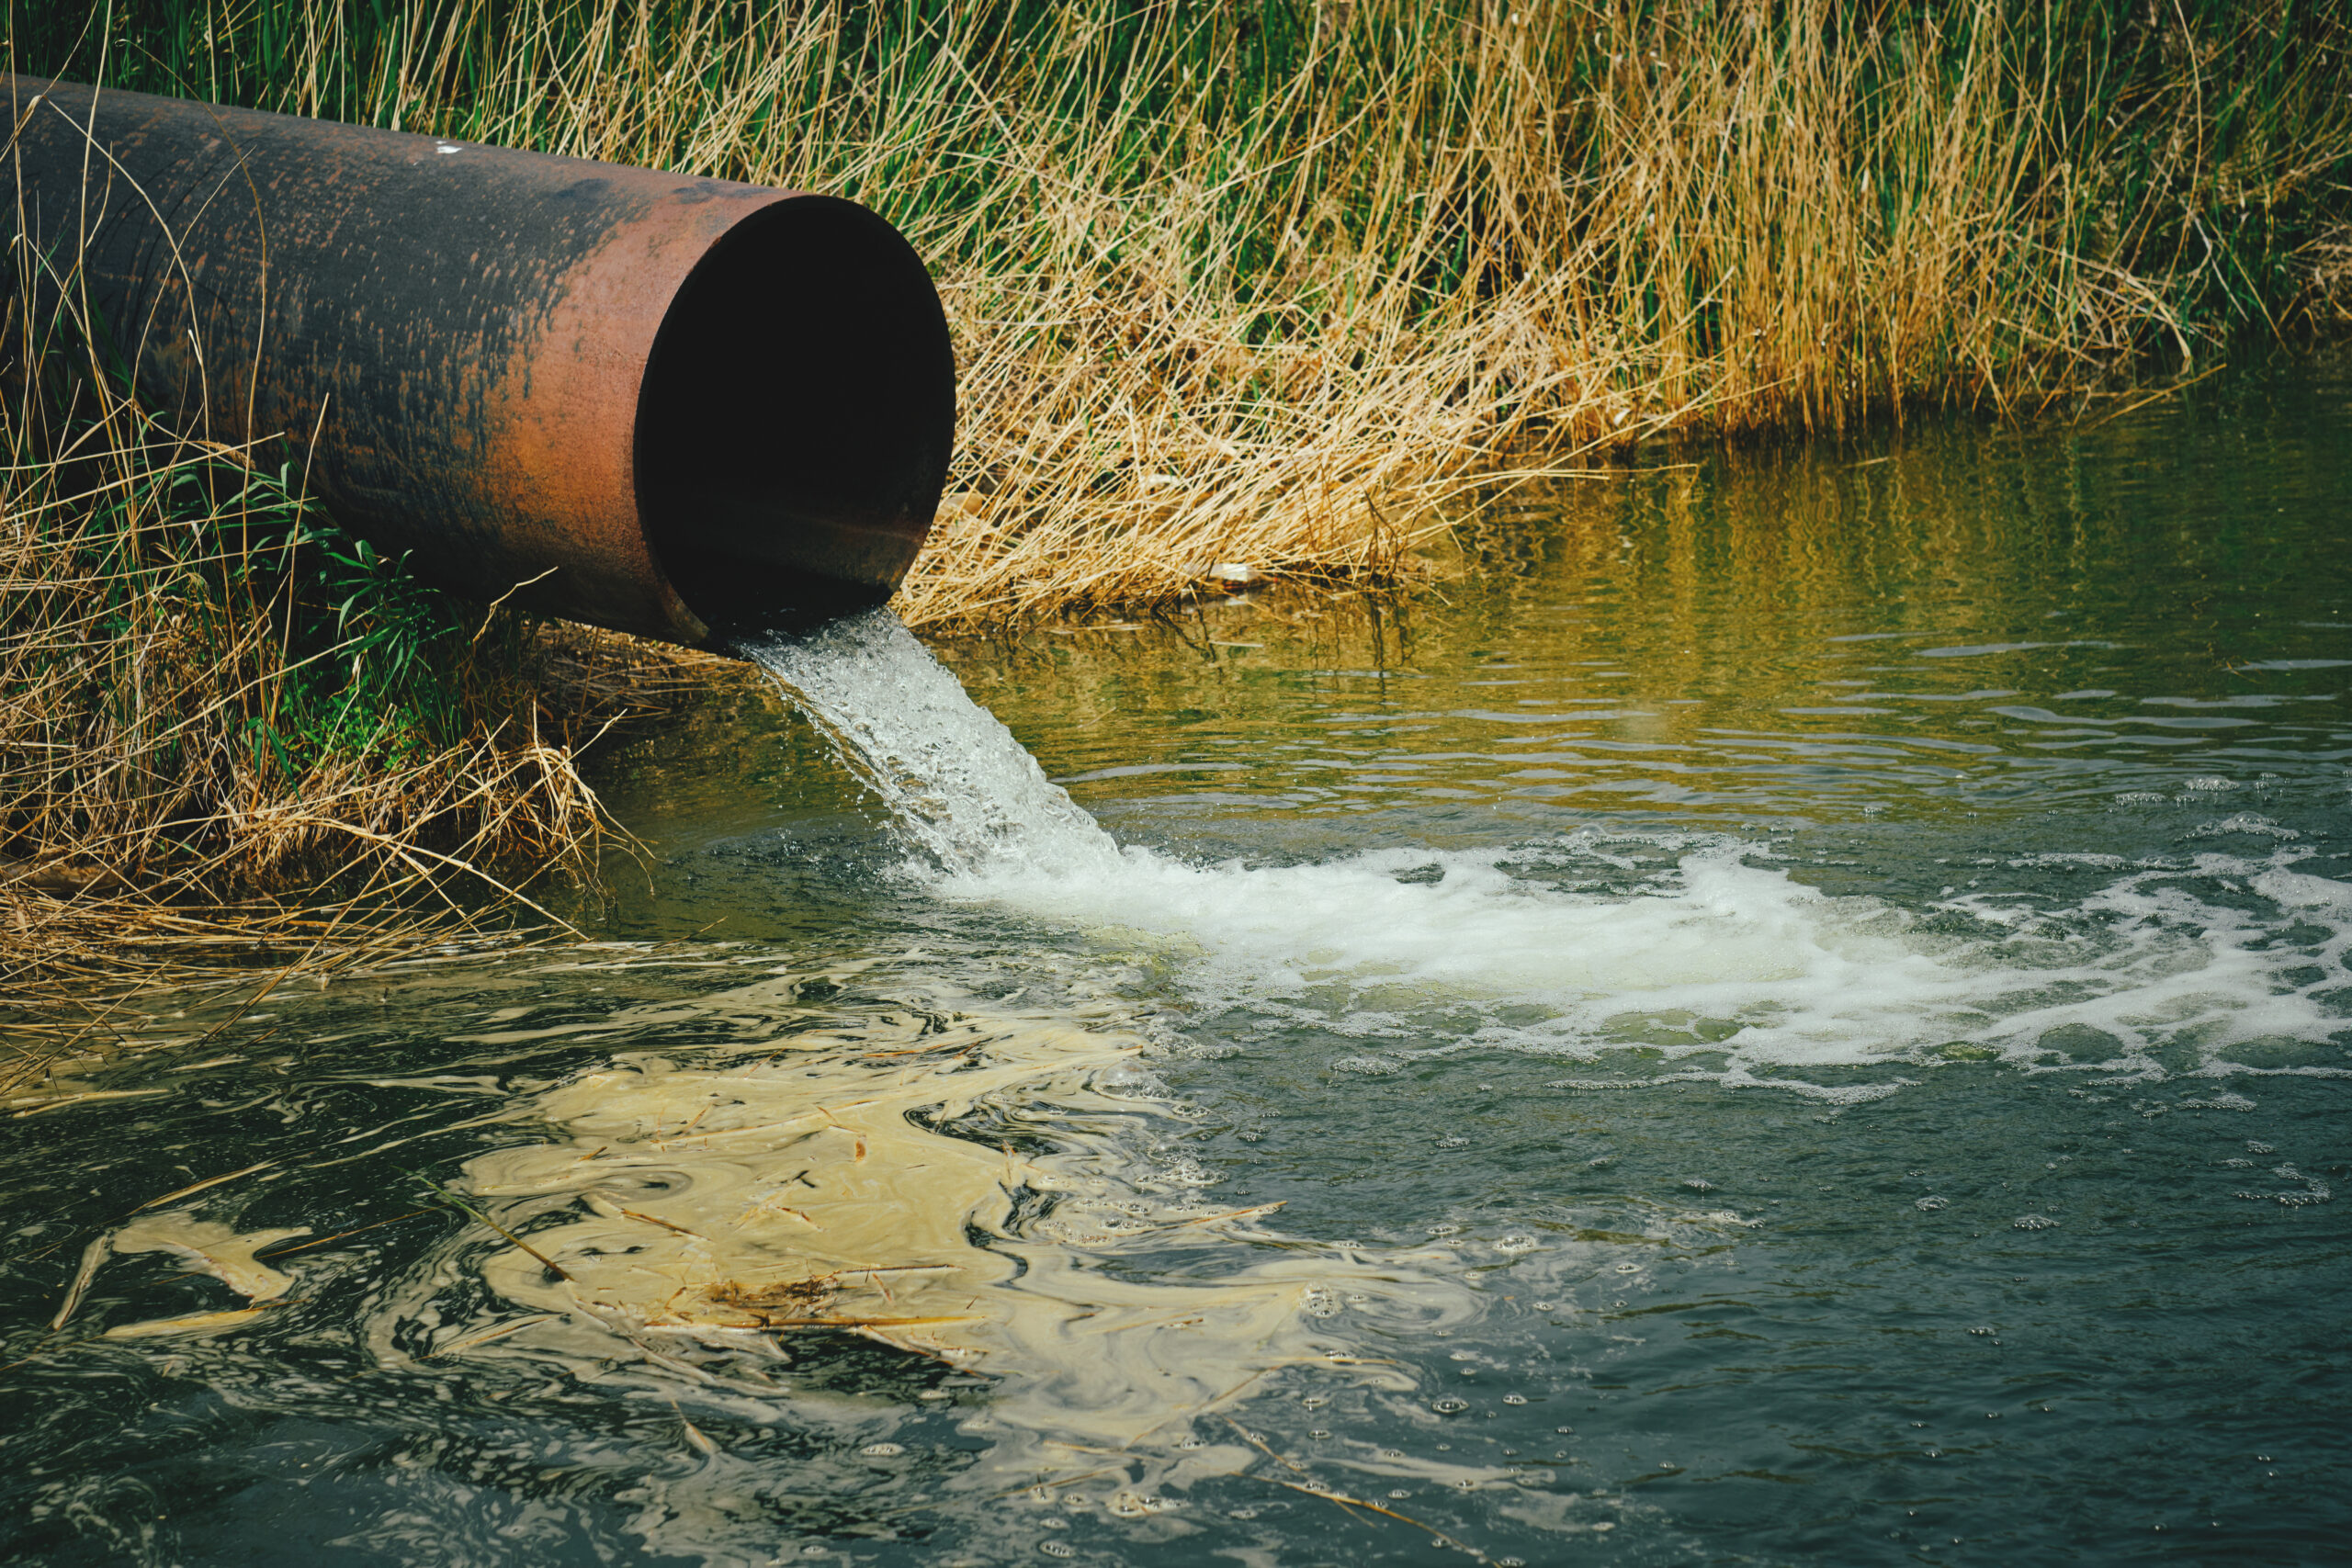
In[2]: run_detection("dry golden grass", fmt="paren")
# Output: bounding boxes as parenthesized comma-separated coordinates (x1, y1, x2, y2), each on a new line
(106, 0, 2336, 628)
(0, 370, 705, 1044)
(2305, 222, 2352, 324)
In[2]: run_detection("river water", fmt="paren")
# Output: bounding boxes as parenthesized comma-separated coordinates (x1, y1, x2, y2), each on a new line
(4, 357, 2346, 1565)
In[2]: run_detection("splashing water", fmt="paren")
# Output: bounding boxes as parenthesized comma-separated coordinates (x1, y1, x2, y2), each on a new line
(751, 610, 2352, 1089)
(745, 610, 1119, 877)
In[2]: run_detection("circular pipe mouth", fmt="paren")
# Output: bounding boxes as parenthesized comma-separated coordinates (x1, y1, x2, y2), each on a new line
(635, 196, 955, 640)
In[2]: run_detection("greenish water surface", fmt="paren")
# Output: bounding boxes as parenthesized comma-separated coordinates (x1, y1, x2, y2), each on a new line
(2, 357, 2346, 1566)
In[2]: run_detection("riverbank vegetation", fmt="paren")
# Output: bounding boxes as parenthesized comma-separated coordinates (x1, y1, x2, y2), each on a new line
(0, 327, 689, 1064)
(6, 0, 2350, 1021)
(28, 0, 2351, 622)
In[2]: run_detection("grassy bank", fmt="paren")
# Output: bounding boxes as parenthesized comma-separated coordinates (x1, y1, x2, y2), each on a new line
(21, 0, 2350, 624)
(0, 203, 717, 1047)
(0, 344, 674, 1063)
(4, 0, 2348, 1025)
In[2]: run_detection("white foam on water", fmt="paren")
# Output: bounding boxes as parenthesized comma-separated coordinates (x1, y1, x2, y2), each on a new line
(750, 611, 2352, 1084)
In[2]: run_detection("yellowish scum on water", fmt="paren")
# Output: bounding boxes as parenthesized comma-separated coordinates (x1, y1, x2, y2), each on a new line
(79, 969, 1488, 1508)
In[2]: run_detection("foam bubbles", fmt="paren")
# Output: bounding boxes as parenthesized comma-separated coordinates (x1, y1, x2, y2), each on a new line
(752, 612, 2352, 1096)
(2193, 814, 2299, 840)
(1330, 1055, 1402, 1077)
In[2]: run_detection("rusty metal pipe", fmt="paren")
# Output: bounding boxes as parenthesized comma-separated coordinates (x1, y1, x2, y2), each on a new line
(1, 74, 955, 645)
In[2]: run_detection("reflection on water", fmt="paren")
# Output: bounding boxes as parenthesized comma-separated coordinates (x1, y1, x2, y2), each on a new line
(3, 359, 2348, 1565)
(917, 362, 2348, 828)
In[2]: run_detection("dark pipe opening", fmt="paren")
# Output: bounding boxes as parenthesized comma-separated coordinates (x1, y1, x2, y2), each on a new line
(637, 195, 955, 641)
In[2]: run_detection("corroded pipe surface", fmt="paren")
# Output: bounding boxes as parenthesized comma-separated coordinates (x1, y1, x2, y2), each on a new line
(2, 74, 955, 644)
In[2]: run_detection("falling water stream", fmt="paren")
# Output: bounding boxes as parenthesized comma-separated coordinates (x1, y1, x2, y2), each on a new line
(754, 608, 2349, 1089)
(3, 358, 2348, 1565)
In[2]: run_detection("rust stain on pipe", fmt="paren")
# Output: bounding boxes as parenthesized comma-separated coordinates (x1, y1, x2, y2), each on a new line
(1, 74, 956, 644)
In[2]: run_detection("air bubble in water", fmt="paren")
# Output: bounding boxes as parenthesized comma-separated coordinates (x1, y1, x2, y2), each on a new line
(1429, 1224, 1462, 1236)
(1614, 1262, 1640, 1273)
(2013, 1214, 2059, 1230)
(1498, 1234, 1540, 1253)
(1040, 1543, 1075, 1559)
(859, 1443, 904, 1458)
(1438, 1136, 1471, 1149)
(1682, 1178, 1715, 1192)
(1433, 1397, 1470, 1414)
(1504, 1393, 1529, 1404)
(1916, 1195, 1950, 1212)
(1532, 1301, 1555, 1311)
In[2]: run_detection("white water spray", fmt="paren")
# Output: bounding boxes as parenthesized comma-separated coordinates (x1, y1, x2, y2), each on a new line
(746, 610, 1119, 877)
(751, 611, 2352, 1086)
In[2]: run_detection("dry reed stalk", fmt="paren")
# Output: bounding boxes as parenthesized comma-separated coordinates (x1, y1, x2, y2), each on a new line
(2304, 222, 2352, 324)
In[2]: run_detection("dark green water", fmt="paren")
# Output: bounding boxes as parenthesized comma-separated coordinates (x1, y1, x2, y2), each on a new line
(4, 358, 2346, 1566)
